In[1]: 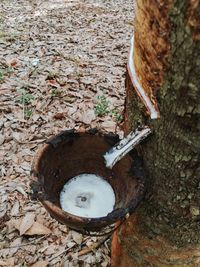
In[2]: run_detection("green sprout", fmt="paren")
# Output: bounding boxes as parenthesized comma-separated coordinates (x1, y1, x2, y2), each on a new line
(18, 88, 34, 105)
(95, 95, 123, 122)
(0, 70, 4, 83)
(51, 88, 61, 97)
(111, 109, 123, 122)
(24, 108, 33, 119)
(17, 88, 34, 120)
(95, 95, 110, 117)
(0, 67, 14, 83)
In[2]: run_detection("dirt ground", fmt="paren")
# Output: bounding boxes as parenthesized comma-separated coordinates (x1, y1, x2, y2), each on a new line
(0, 0, 134, 266)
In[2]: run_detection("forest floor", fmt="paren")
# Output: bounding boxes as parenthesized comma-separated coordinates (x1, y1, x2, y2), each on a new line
(0, 0, 133, 266)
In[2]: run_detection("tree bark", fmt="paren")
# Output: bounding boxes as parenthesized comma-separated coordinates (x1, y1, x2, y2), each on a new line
(112, 0, 200, 266)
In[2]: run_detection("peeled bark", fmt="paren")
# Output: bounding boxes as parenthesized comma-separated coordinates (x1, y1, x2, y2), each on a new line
(112, 0, 200, 266)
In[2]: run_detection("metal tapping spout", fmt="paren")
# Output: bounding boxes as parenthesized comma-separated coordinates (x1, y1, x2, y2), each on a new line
(103, 126, 151, 169)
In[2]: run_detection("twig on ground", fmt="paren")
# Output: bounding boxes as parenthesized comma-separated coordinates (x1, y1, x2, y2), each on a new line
(48, 236, 90, 262)
(3, 235, 49, 249)
(65, 234, 110, 260)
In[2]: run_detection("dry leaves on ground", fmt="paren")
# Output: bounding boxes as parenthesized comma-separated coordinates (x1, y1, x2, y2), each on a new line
(0, 0, 133, 266)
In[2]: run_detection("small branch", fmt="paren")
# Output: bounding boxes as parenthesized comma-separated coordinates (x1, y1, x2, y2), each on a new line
(65, 235, 110, 259)
(48, 236, 90, 262)
(2, 235, 48, 250)
(49, 235, 110, 263)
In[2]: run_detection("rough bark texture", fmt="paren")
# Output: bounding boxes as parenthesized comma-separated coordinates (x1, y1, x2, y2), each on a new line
(133, 0, 170, 106)
(112, 0, 200, 266)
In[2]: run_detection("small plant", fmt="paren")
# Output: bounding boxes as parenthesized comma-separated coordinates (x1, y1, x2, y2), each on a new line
(51, 88, 61, 97)
(0, 70, 4, 83)
(111, 109, 123, 122)
(24, 108, 33, 119)
(4, 66, 14, 74)
(95, 95, 123, 122)
(0, 67, 14, 83)
(18, 88, 34, 105)
(17, 88, 34, 120)
(95, 95, 110, 117)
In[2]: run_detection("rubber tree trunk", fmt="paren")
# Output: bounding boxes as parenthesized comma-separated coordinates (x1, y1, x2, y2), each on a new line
(112, 1, 200, 266)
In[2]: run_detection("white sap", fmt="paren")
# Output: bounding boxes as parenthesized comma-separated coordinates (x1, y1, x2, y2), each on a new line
(60, 173, 115, 218)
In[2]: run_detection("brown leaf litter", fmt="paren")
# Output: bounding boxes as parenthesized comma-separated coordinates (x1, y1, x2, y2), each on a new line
(0, 0, 133, 266)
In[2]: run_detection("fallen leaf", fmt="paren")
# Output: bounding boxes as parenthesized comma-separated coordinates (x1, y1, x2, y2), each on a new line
(101, 260, 109, 267)
(0, 134, 5, 145)
(12, 131, 26, 143)
(21, 162, 31, 171)
(9, 237, 22, 255)
(53, 112, 65, 120)
(47, 80, 59, 87)
(10, 201, 20, 216)
(15, 186, 27, 197)
(31, 260, 48, 267)
(85, 254, 96, 264)
(19, 213, 35, 235)
(0, 203, 7, 218)
(0, 213, 9, 229)
(47, 79, 56, 84)
(0, 258, 15, 266)
(78, 126, 86, 133)
(24, 244, 37, 254)
(81, 109, 95, 124)
(66, 240, 76, 248)
(71, 231, 83, 245)
(6, 218, 17, 233)
(25, 221, 51, 236)
(44, 245, 55, 255)
(102, 120, 116, 132)
(13, 218, 51, 236)
(0, 260, 8, 266)
(67, 106, 77, 116)
(9, 58, 18, 67)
